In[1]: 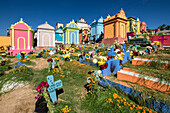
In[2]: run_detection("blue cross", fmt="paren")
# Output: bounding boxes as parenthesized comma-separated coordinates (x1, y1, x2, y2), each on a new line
(108, 48, 116, 56)
(146, 49, 149, 55)
(123, 43, 126, 52)
(102, 44, 105, 48)
(14, 61, 25, 68)
(15, 53, 27, 59)
(47, 75, 63, 103)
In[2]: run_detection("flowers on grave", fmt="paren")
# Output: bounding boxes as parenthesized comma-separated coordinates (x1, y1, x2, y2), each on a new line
(93, 59, 98, 64)
(97, 56, 107, 66)
(61, 105, 71, 113)
(107, 55, 113, 60)
(105, 92, 155, 113)
(35, 81, 49, 99)
(12, 66, 28, 73)
(62, 54, 70, 61)
(54, 57, 60, 61)
(100, 63, 108, 70)
(0, 60, 6, 66)
(47, 58, 53, 72)
(47, 58, 53, 62)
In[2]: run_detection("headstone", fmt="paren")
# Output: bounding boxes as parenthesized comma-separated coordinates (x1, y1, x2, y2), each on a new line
(47, 75, 63, 103)
(14, 61, 25, 68)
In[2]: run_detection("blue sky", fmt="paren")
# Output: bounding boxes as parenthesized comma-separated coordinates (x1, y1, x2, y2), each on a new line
(0, 0, 170, 36)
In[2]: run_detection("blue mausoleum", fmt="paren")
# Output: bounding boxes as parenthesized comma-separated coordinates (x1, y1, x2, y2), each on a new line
(90, 17, 104, 40)
(55, 27, 63, 44)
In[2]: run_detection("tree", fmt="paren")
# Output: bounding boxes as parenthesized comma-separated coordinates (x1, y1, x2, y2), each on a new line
(158, 24, 167, 31)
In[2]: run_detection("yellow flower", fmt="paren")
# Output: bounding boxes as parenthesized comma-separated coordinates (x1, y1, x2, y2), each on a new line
(130, 107, 133, 110)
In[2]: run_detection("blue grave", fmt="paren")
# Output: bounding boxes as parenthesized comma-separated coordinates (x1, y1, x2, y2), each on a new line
(101, 59, 122, 77)
(47, 75, 63, 103)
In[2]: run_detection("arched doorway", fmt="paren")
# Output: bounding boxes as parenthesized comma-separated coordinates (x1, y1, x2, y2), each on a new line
(17, 37, 25, 49)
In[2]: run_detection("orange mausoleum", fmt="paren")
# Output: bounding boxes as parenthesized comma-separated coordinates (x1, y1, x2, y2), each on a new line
(102, 8, 128, 45)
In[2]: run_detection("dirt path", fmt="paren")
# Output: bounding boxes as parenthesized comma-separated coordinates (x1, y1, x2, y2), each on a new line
(0, 85, 36, 113)
(27, 58, 48, 70)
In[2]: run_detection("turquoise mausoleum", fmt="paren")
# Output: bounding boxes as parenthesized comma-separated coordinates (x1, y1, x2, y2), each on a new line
(90, 17, 104, 40)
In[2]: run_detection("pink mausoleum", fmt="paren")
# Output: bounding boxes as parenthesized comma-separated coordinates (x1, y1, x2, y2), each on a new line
(7, 18, 35, 55)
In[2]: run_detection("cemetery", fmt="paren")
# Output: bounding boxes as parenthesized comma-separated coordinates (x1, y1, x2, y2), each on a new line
(0, 4, 170, 113)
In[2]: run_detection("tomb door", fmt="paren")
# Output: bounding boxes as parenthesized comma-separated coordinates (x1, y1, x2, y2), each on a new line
(42, 33, 51, 46)
(71, 32, 76, 44)
(17, 37, 25, 50)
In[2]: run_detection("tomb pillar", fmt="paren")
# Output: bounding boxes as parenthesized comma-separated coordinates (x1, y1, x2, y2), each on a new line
(11, 26, 15, 50)
(27, 28, 31, 49)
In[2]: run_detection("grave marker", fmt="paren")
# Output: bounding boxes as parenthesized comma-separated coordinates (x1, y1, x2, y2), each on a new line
(51, 58, 56, 69)
(14, 61, 25, 68)
(108, 48, 116, 56)
(47, 75, 63, 103)
(123, 43, 126, 52)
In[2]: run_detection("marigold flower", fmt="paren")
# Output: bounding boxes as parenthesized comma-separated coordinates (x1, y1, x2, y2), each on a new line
(130, 107, 133, 110)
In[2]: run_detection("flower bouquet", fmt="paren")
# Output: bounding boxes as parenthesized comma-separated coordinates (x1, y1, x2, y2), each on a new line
(47, 58, 53, 72)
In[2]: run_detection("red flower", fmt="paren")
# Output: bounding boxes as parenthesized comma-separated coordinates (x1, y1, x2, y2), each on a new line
(45, 82, 49, 87)
(107, 55, 112, 60)
(47, 58, 53, 62)
(105, 63, 108, 68)
(117, 51, 121, 54)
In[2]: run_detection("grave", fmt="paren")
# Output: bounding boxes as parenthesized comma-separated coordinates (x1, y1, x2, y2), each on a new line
(47, 75, 63, 103)
(14, 61, 25, 68)
(117, 67, 170, 92)
(101, 59, 122, 77)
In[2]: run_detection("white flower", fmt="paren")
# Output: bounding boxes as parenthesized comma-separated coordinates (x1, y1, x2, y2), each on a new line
(93, 59, 98, 64)
(97, 70, 102, 74)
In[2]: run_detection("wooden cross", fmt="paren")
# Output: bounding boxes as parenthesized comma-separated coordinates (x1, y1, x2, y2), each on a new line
(47, 75, 63, 103)
(108, 48, 116, 56)
(51, 58, 56, 69)
(158, 35, 168, 45)
(14, 61, 25, 68)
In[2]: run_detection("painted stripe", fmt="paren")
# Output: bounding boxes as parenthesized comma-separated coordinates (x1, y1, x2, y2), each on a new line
(118, 70, 170, 85)
(133, 58, 169, 64)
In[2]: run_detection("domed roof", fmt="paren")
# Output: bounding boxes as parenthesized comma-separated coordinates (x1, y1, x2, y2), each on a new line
(37, 21, 55, 30)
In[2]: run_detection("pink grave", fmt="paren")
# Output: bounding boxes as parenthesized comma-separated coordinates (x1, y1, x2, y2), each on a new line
(7, 18, 35, 55)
